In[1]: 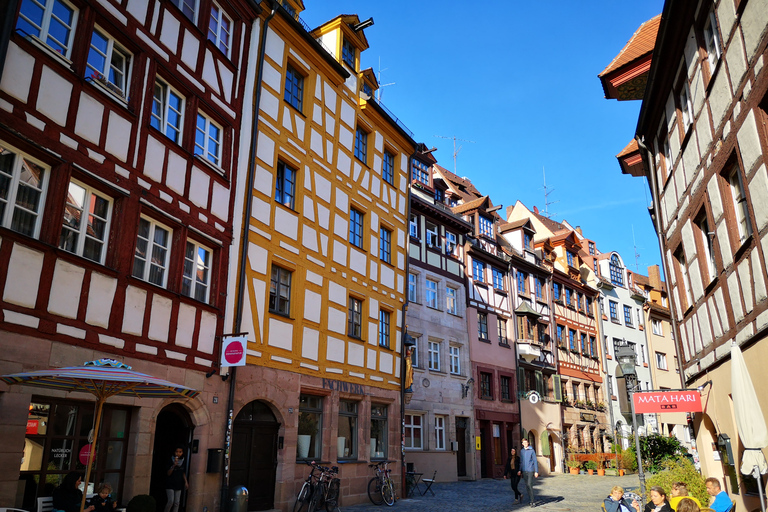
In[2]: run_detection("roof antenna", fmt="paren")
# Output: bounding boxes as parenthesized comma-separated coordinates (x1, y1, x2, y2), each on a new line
(435, 135, 475, 174)
(375, 57, 395, 102)
(632, 225, 641, 272)
(543, 166, 559, 218)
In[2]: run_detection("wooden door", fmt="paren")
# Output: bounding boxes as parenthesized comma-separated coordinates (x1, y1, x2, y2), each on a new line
(456, 417, 467, 477)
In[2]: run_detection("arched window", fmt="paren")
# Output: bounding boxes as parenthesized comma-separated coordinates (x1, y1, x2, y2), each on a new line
(609, 254, 624, 286)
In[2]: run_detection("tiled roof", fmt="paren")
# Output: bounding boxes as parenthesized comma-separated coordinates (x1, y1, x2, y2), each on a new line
(599, 15, 661, 78)
(617, 138, 639, 158)
(434, 164, 482, 202)
(532, 210, 567, 234)
(452, 195, 489, 214)
(499, 218, 531, 232)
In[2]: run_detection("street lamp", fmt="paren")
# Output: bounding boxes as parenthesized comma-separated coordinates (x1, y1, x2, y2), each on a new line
(614, 343, 646, 498)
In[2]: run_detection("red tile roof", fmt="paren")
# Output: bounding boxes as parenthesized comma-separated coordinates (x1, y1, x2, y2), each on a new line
(599, 15, 661, 78)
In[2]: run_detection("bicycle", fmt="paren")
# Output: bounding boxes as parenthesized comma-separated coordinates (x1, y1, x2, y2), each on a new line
(307, 463, 341, 512)
(293, 460, 321, 512)
(367, 460, 395, 506)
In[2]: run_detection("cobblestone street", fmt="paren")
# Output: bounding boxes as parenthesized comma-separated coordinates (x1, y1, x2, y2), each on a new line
(340, 473, 642, 512)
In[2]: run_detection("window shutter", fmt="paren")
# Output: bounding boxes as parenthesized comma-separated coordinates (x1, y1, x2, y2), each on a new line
(535, 371, 544, 396)
(540, 431, 551, 456)
(553, 375, 562, 402)
(517, 367, 525, 397)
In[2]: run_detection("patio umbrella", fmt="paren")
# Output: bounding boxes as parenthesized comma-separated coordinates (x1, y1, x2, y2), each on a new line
(730, 342, 768, 512)
(2, 358, 200, 512)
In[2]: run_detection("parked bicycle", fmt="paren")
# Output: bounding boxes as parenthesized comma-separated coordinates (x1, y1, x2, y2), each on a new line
(293, 461, 321, 512)
(307, 463, 341, 512)
(367, 460, 395, 506)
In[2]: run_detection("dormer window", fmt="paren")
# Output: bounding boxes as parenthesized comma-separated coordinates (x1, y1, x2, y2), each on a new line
(411, 159, 430, 185)
(362, 81, 373, 98)
(342, 38, 355, 69)
(434, 188, 444, 203)
(524, 232, 532, 250)
(610, 254, 624, 286)
(566, 251, 575, 267)
(588, 242, 595, 255)
(478, 216, 493, 238)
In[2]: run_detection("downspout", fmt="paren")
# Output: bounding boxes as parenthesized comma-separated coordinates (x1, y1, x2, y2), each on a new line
(400, 151, 415, 494)
(222, 3, 277, 510)
(597, 294, 618, 469)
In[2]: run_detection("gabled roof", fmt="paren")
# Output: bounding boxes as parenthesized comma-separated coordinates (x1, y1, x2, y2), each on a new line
(433, 164, 482, 203)
(617, 138, 645, 177)
(452, 195, 491, 214)
(532, 210, 568, 235)
(515, 301, 541, 317)
(599, 14, 660, 101)
(499, 217, 535, 234)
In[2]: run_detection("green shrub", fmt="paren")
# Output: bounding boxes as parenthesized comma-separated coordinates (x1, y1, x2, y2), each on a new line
(630, 434, 687, 473)
(127, 495, 156, 512)
(584, 461, 598, 470)
(644, 458, 708, 506)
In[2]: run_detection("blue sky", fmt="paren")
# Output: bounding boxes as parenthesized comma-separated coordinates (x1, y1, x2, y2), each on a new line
(302, 1, 664, 275)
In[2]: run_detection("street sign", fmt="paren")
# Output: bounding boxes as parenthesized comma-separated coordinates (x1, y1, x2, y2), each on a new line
(221, 335, 247, 367)
(632, 390, 702, 414)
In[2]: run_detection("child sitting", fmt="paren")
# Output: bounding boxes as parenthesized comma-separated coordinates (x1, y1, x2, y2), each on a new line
(89, 483, 117, 512)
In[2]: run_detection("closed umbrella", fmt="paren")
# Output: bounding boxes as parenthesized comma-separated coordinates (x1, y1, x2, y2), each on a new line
(730, 341, 768, 512)
(2, 358, 200, 512)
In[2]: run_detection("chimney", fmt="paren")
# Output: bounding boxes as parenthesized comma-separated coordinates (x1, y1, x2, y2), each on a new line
(648, 265, 662, 289)
(533, 205, 539, 214)
(575, 226, 583, 235)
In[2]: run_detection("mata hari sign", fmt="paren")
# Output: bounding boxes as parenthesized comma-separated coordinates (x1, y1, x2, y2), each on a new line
(632, 390, 703, 414)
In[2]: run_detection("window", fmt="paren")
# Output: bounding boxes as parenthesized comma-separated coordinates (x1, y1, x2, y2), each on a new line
(567, 251, 575, 267)
(267, 265, 294, 316)
(656, 352, 668, 371)
(297, 394, 322, 460)
(703, 11, 722, 73)
(404, 414, 422, 449)
(479, 215, 493, 238)
(409, 214, 419, 238)
(572, 382, 580, 401)
(478, 312, 488, 340)
(609, 254, 624, 286)
(553, 282, 561, 301)
(170, 0, 197, 22)
(472, 259, 485, 283)
(445, 232, 457, 256)
(517, 271, 527, 294)
(349, 208, 364, 248)
(59, 180, 111, 264)
(275, 161, 296, 209)
(151, 78, 184, 143)
(283, 64, 304, 112)
(569, 329, 576, 351)
(86, 28, 131, 97)
(565, 288, 572, 307)
(577, 292, 584, 312)
(556, 325, 565, 346)
(589, 336, 596, 356)
(428, 340, 440, 371)
(728, 165, 752, 244)
(337, 400, 357, 459)
(378, 310, 390, 348)
(535, 278, 544, 300)
(0, 143, 49, 238)
(409, 336, 420, 368)
(449, 346, 460, 375)
(408, 273, 417, 303)
(676, 247, 693, 309)
(425, 279, 438, 308)
(623, 305, 633, 326)
(370, 404, 387, 459)
(480, 372, 492, 399)
(354, 126, 367, 163)
(435, 416, 446, 450)
(498, 318, 508, 344)
(182, 240, 212, 302)
(434, 188, 444, 203)
(518, 315, 534, 340)
(208, 2, 232, 56)
(679, 82, 693, 130)
(426, 222, 439, 248)
(499, 376, 511, 401)
(493, 267, 505, 290)
(524, 232, 532, 250)
(361, 81, 373, 98)
(446, 287, 457, 315)
(195, 113, 222, 167)
(132, 217, 171, 287)
(609, 300, 618, 321)
(652, 319, 663, 336)
(697, 213, 716, 281)
(341, 38, 355, 69)
(380, 227, 391, 263)
(588, 242, 595, 255)
(16, 0, 78, 58)
(586, 296, 593, 316)
(580, 333, 588, 354)
(348, 297, 362, 339)
(382, 151, 394, 185)
(411, 159, 430, 185)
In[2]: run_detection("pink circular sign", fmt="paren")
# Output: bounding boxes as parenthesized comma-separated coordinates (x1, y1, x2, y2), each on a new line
(79, 444, 93, 465)
(224, 341, 244, 364)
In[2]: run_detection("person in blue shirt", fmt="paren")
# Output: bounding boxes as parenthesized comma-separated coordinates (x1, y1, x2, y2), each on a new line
(706, 477, 731, 512)
(604, 486, 641, 512)
(519, 438, 539, 506)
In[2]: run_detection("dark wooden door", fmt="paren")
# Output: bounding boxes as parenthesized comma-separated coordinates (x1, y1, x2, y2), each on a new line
(231, 401, 279, 511)
(479, 422, 488, 478)
(456, 418, 467, 477)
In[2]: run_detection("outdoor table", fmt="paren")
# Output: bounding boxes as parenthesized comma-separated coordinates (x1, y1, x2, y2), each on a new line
(406, 472, 423, 497)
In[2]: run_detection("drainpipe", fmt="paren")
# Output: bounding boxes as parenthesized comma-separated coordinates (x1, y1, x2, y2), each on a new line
(597, 295, 618, 469)
(222, 3, 277, 511)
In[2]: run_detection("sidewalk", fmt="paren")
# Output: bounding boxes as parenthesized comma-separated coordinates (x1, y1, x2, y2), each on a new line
(339, 473, 642, 512)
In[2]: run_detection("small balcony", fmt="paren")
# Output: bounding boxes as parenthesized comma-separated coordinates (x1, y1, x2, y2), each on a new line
(517, 341, 542, 362)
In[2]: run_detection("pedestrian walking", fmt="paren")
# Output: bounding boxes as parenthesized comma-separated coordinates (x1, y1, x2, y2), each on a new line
(503, 447, 523, 504)
(165, 446, 188, 512)
(519, 438, 539, 506)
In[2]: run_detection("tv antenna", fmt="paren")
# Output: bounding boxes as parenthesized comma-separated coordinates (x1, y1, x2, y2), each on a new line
(543, 166, 559, 218)
(632, 225, 641, 271)
(435, 135, 475, 174)
(375, 58, 395, 102)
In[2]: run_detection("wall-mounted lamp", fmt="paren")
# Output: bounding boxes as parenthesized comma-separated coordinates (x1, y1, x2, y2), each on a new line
(461, 378, 474, 398)
(353, 18, 374, 32)
(697, 380, 713, 392)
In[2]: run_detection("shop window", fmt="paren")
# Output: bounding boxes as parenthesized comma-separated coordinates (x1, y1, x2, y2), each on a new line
(297, 394, 322, 460)
(337, 400, 357, 460)
(370, 404, 388, 459)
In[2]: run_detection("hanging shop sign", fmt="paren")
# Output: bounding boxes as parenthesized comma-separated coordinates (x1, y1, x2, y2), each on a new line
(220, 335, 247, 367)
(632, 390, 702, 414)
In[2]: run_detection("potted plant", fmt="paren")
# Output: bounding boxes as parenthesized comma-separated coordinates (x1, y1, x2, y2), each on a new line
(297, 412, 318, 459)
(596, 401, 606, 412)
(575, 399, 586, 409)
(597, 454, 606, 476)
(584, 460, 597, 475)
(562, 396, 571, 406)
(585, 400, 594, 409)
(567, 459, 580, 475)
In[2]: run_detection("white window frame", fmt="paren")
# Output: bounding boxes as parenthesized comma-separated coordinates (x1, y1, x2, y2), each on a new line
(698, 215, 716, 282)
(445, 231, 457, 255)
(182, 239, 212, 302)
(86, 27, 132, 98)
(446, 287, 457, 315)
(195, 112, 223, 167)
(729, 167, 752, 244)
(0, 141, 50, 239)
(16, 0, 79, 59)
(132, 216, 173, 287)
(656, 352, 668, 371)
(652, 319, 663, 336)
(703, 11, 722, 72)
(208, 1, 232, 57)
(59, 179, 112, 264)
(435, 415, 446, 451)
(151, 78, 185, 143)
(408, 273, 417, 303)
(425, 279, 438, 309)
(409, 214, 419, 239)
(449, 345, 460, 375)
(404, 414, 423, 450)
(679, 82, 693, 130)
(410, 336, 420, 368)
(426, 222, 439, 248)
(428, 340, 440, 371)
(170, 0, 198, 23)
(479, 215, 493, 238)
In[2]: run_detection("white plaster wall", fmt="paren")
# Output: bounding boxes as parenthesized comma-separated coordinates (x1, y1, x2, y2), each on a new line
(3, 243, 44, 308)
(47, 260, 85, 319)
(85, 272, 117, 328)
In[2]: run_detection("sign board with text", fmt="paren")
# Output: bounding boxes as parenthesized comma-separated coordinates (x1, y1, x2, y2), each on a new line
(632, 390, 702, 414)
(220, 335, 247, 367)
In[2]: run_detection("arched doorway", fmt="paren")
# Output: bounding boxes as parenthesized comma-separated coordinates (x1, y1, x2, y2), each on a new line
(150, 404, 194, 512)
(231, 401, 280, 511)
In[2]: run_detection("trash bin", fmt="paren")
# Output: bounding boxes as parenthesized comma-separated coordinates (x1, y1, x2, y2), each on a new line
(230, 485, 248, 512)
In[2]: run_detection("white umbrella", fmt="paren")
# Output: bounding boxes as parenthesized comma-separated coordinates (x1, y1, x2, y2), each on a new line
(731, 341, 768, 512)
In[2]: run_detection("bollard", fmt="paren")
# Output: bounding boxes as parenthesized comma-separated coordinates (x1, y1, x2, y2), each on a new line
(229, 485, 248, 512)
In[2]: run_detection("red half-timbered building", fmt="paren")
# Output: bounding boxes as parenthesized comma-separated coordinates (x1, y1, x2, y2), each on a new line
(0, 0, 259, 509)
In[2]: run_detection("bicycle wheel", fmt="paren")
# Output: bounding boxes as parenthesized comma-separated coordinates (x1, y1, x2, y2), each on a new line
(306, 485, 322, 512)
(293, 482, 311, 512)
(381, 477, 395, 506)
(367, 477, 383, 505)
(324, 478, 340, 512)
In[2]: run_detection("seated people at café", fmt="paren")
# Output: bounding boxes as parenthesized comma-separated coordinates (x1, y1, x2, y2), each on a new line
(605, 486, 641, 512)
(644, 486, 672, 512)
(705, 477, 731, 512)
(669, 482, 702, 510)
(677, 498, 702, 512)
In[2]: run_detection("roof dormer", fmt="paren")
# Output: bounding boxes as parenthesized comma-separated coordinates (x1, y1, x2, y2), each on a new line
(312, 15, 372, 73)
(359, 68, 379, 100)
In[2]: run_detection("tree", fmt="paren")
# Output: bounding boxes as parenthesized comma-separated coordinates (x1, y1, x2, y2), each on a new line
(629, 433, 687, 473)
